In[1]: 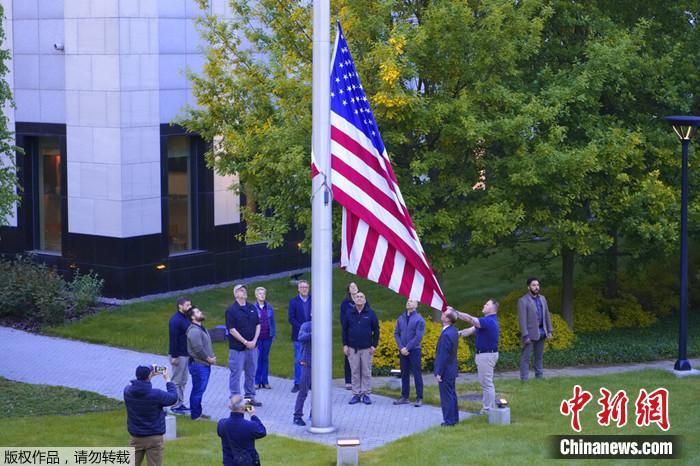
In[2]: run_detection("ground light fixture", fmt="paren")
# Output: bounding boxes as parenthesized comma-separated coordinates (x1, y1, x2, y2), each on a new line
(664, 115, 700, 371)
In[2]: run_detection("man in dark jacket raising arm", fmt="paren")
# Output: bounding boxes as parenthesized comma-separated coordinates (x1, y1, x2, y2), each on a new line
(124, 365, 178, 466)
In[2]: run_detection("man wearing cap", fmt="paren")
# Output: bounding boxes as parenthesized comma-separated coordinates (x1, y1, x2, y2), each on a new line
(123, 365, 178, 466)
(226, 285, 262, 406)
(218, 395, 267, 466)
(168, 296, 191, 414)
(451, 299, 501, 414)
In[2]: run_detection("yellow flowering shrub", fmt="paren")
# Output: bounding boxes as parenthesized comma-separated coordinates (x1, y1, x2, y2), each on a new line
(373, 319, 473, 373)
(604, 293, 657, 328)
(496, 312, 575, 352)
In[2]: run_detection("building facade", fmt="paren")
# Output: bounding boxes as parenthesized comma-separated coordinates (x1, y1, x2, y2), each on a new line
(0, 0, 307, 298)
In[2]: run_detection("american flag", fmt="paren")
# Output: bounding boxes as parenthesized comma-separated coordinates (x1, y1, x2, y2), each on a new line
(321, 22, 446, 311)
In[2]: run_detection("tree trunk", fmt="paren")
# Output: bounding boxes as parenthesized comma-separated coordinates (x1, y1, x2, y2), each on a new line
(561, 248, 575, 330)
(605, 231, 619, 298)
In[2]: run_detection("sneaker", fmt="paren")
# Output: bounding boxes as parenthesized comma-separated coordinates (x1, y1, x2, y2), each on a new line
(263, 384, 272, 389)
(170, 406, 187, 415)
(362, 395, 372, 405)
(440, 422, 456, 427)
(291, 384, 300, 393)
(393, 398, 409, 405)
(414, 399, 423, 407)
(179, 405, 190, 411)
(348, 395, 361, 405)
(257, 384, 263, 389)
(293, 417, 306, 426)
(345, 383, 352, 390)
(193, 414, 211, 421)
(248, 399, 262, 407)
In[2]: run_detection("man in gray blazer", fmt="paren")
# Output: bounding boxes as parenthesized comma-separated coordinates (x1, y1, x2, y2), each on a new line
(518, 277, 553, 380)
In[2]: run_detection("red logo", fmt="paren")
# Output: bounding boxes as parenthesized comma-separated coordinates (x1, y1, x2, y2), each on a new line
(635, 388, 670, 431)
(560, 385, 593, 432)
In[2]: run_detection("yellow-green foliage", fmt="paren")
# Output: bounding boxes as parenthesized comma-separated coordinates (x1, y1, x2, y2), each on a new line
(497, 286, 613, 333)
(374, 320, 473, 372)
(603, 293, 657, 328)
(496, 312, 575, 352)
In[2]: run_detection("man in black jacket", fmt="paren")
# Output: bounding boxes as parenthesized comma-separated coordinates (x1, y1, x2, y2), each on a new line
(124, 365, 178, 466)
(342, 292, 380, 405)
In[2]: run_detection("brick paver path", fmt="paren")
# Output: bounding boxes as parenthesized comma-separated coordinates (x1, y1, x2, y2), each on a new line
(0, 327, 472, 451)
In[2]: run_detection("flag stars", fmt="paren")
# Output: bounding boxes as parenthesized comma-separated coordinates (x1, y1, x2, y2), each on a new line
(335, 77, 340, 83)
(342, 100, 347, 105)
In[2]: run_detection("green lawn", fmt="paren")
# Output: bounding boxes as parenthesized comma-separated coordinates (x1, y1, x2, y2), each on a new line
(45, 249, 553, 378)
(2, 370, 698, 465)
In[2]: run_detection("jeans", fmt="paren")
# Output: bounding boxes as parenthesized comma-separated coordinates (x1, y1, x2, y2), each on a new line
(400, 348, 423, 400)
(255, 338, 273, 385)
(294, 361, 311, 418)
(293, 341, 302, 385)
(229, 348, 258, 398)
(188, 360, 211, 420)
(520, 337, 545, 380)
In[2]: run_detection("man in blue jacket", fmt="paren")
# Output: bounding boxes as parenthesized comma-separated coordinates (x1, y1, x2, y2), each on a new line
(434, 309, 459, 426)
(168, 297, 191, 414)
(288, 280, 311, 393)
(393, 299, 425, 407)
(343, 292, 380, 405)
(124, 365, 178, 466)
(218, 395, 267, 466)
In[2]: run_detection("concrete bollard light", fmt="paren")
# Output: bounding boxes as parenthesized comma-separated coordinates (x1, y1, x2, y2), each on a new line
(387, 369, 402, 390)
(488, 407, 511, 425)
(164, 415, 177, 440)
(336, 438, 360, 466)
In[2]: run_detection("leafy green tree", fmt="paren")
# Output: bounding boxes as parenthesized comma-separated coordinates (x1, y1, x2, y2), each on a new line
(0, 4, 20, 226)
(182, 0, 700, 328)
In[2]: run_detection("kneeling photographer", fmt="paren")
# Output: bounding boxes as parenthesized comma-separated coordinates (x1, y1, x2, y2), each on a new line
(218, 395, 267, 466)
(123, 365, 178, 466)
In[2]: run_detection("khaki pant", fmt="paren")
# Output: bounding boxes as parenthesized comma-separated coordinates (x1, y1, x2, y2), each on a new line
(171, 356, 189, 407)
(475, 352, 499, 410)
(130, 435, 164, 466)
(347, 348, 373, 396)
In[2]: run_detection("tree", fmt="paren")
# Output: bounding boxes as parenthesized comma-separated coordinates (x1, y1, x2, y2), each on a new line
(182, 0, 700, 328)
(0, 4, 20, 226)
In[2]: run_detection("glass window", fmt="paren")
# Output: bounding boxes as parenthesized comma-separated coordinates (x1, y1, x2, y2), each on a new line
(167, 136, 192, 252)
(38, 138, 62, 252)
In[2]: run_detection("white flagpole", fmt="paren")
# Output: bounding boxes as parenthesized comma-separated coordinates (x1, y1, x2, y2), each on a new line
(309, 0, 335, 433)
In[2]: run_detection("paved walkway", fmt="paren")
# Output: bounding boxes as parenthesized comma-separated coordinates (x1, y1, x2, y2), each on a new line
(0, 327, 472, 451)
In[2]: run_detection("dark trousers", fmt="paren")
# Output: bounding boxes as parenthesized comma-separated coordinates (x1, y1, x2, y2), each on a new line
(438, 375, 459, 425)
(188, 361, 211, 420)
(255, 338, 273, 385)
(400, 348, 423, 400)
(344, 355, 352, 384)
(520, 337, 545, 380)
(294, 361, 311, 418)
(293, 341, 302, 385)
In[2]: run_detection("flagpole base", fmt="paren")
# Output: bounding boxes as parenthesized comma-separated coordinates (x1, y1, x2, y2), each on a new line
(308, 425, 337, 434)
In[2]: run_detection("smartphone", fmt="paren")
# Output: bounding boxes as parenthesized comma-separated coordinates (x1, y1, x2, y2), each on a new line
(152, 365, 166, 374)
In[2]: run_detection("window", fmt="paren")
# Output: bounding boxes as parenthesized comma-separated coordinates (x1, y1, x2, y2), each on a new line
(37, 138, 62, 252)
(167, 136, 192, 252)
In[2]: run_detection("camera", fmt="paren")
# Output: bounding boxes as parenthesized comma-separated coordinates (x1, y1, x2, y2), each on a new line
(152, 365, 167, 374)
(243, 398, 254, 412)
